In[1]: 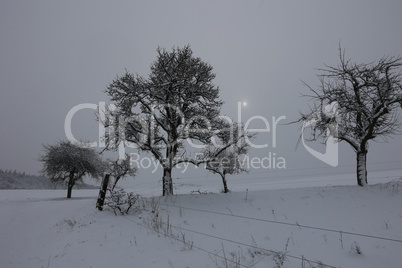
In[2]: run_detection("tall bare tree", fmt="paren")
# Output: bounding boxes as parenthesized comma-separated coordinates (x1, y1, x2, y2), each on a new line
(298, 48, 402, 186)
(102, 45, 245, 195)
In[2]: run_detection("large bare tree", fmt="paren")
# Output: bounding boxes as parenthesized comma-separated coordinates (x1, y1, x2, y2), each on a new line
(298, 48, 402, 186)
(102, 45, 246, 195)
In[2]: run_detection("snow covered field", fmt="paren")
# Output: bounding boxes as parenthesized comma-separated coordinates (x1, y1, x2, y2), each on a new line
(1, 175, 402, 268)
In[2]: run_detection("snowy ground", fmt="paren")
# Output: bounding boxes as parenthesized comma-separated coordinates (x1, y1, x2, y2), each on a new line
(1, 173, 402, 268)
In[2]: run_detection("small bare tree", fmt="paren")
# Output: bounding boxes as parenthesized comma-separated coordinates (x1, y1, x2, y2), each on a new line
(106, 154, 137, 191)
(298, 48, 402, 186)
(203, 123, 250, 193)
(39, 141, 104, 198)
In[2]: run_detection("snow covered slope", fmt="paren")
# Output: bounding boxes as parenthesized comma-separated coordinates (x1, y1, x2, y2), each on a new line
(1, 179, 402, 268)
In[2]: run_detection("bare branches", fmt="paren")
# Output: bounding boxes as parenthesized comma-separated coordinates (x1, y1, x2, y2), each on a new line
(39, 140, 105, 197)
(300, 50, 402, 149)
(298, 47, 402, 185)
(101, 45, 229, 195)
(105, 154, 137, 191)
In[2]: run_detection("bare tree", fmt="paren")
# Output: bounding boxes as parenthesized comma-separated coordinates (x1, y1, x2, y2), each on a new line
(106, 154, 137, 191)
(39, 141, 104, 198)
(102, 45, 244, 195)
(298, 48, 402, 186)
(203, 123, 250, 193)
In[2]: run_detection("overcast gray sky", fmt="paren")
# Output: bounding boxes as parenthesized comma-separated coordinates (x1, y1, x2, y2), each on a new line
(1, 0, 402, 183)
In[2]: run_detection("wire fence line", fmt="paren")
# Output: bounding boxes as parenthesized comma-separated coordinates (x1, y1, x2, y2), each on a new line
(120, 215, 251, 268)
(121, 213, 337, 268)
(158, 203, 402, 244)
(171, 224, 337, 268)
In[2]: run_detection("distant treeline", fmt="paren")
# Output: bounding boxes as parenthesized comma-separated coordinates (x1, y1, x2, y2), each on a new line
(0, 169, 27, 176)
(0, 169, 98, 190)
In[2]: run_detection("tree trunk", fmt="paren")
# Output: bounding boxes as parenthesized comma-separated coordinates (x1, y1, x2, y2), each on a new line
(221, 174, 229, 193)
(356, 151, 368, 186)
(67, 172, 75, 198)
(111, 176, 121, 191)
(162, 168, 173, 196)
